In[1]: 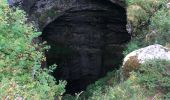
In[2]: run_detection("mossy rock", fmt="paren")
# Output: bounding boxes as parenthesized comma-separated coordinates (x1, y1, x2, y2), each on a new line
(126, 0, 167, 36)
(127, 4, 149, 35)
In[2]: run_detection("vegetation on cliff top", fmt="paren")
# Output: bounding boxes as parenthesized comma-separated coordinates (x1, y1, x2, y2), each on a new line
(125, 0, 170, 55)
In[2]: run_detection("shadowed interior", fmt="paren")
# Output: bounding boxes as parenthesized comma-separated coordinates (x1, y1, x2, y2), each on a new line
(41, 0, 130, 94)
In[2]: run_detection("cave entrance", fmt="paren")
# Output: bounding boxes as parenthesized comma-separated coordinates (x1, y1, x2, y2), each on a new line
(40, 0, 130, 94)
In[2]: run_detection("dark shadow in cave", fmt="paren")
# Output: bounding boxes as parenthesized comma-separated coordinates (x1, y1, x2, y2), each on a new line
(40, 0, 131, 94)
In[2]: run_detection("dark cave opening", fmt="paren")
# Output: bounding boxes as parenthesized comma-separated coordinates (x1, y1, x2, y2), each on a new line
(40, 0, 130, 94)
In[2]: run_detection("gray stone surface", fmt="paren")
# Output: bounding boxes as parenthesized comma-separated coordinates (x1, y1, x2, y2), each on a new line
(122, 44, 170, 79)
(8, 0, 126, 30)
(123, 44, 170, 65)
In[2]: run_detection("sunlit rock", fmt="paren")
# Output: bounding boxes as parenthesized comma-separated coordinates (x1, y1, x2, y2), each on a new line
(122, 44, 170, 78)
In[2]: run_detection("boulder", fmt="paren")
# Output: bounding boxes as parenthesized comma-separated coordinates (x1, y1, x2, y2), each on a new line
(167, 2, 170, 8)
(122, 44, 170, 78)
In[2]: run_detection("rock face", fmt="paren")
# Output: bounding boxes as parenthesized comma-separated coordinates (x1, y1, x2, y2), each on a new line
(9, 0, 130, 93)
(122, 44, 170, 78)
(9, 0, 126, 30)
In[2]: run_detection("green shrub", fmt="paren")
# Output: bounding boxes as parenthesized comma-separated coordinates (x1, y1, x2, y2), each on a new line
(0, 1, 66, 99)
(125, 0, 170, 55)
(97, 80, 146, 100)
(62, 71, 121, 100)
(126, 0, 167, 36)
(136, 60, 170, 98)
(149, 8, 170, 45)
(123, 39, 141, 55)
(82, 72, 147, 100)
(81, 59, 170, 100)
(127, 0, 167, 13)
(127, 3, 149, 36)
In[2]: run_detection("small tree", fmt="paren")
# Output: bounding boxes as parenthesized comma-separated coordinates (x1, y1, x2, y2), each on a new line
(0, 0, 66, 99)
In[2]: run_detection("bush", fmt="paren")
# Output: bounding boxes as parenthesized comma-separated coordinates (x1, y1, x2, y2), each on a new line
(125, 0, 170, 55)
(62, 71, 121, 100)
(80, 59, 170, 100)
(0, 1, 66, 99)
(127, 0, 167, 13)
(123, 39, 141, 55)
(81, 72, 147, 100)
(126, 0, 167, 36)
(149, 8, 170, 45)
(136, 60, 170, 98)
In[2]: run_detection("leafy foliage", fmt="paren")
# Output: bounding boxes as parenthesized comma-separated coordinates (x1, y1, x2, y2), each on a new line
(123, 39, 141, 55)
(125, 0, 170, 55)
(126, 0, 167, 36)
(74, 70, 147, 100)
(74, 60, 170, 100)
(136, 60, 170, 98)
(149, 8, 170, 45)
(0, 1, 66, 99)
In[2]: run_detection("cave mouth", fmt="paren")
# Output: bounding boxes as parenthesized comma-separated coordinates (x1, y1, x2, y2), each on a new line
(40, 0, 130, 94)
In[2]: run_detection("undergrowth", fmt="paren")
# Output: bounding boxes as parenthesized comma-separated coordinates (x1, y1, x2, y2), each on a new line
(0, 1, 66, 99)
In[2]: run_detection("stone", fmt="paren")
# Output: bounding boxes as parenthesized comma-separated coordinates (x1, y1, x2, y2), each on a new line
(167, 2, 170, 8)
(122, 44, 170, 78)
(8, 0, 126, 30)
